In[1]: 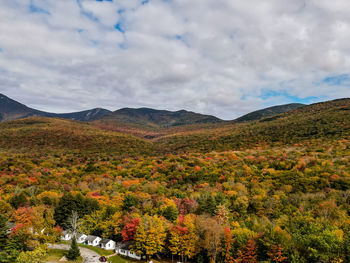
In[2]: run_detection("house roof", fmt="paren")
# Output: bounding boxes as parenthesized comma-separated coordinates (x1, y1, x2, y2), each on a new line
(116, 241, 132, 250)
(62, 230, 71, 235)
(100, 238, 114, 245)
(76, 233, 87, 239)
(86, 235, 100, 242)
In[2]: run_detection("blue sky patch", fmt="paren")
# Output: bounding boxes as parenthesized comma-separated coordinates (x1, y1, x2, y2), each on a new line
(118, 8, 126, 14)
(142, 0, 150, 5)
(77, 0, 99, 22)
(258, 89, 326, 105)
(29, 1, 50, 15)
(119, 42, 127, 49)
(0, 48, 3, 53)
(323, 74, 350, 86)
(115, 22, 125, 33)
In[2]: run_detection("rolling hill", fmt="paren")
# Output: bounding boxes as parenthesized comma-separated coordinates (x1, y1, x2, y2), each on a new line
(0, 117, 154, 156)
(155, 98, 350, 153)
(0, 98, 349, 156)
(234, 103, 305, 122)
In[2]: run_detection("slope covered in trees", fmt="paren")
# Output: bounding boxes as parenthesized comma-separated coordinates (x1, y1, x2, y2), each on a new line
(1, 99, 349, 156)
(234, 103, 305, 122)
(0, 137, 350, 262)
(0, 117, 154, 156)
(157, 98, 350, 153)
(0, 98, 350, 263)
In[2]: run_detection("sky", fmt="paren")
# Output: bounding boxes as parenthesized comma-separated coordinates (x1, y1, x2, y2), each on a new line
(0, 0, 350, 119)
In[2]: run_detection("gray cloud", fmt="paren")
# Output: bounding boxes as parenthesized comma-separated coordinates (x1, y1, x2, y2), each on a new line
(0, 0, 350, 119)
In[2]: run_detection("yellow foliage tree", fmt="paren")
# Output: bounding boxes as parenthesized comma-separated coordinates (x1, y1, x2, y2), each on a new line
(133, 215, 166, 259)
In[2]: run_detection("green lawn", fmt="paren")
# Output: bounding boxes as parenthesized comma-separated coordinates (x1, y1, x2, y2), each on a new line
(60, 241, 114, 256)
(107, 255, 132, 263)
(47, 249, 83, 263)
(78, 244, 114, 256)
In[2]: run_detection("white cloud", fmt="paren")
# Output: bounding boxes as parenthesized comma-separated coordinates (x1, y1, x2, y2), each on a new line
(0, 0, 350, 119)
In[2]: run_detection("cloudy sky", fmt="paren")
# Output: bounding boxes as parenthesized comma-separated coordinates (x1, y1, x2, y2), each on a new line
(0, 0, 350, 119)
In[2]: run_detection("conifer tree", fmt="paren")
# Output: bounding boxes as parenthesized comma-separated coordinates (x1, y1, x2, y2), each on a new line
(66, 237, 80, 260)
(0, 214, 9, 250)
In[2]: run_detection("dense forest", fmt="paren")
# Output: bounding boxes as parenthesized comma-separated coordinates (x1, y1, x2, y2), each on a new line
(0, 99, 350, 263)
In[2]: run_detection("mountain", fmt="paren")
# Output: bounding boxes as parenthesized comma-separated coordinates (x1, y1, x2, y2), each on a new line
(0, 93, 111, 122)
(39, 108, 112, 122)
(2, 98, 349, 156)
(235, 103, 305, 122)
(0, 93, 223, 126)
(0, 93, 35, 121)
(156, 98, 350, 153)
(99, 107, 224, 129)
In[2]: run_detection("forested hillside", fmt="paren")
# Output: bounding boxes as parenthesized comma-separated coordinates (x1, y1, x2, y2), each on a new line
(157, 99, 350, 153)
(234, 103, 305, 122)
(0, 98, 350, 263)
(0, 137, 350, 262)
(0, 118, 154, 156)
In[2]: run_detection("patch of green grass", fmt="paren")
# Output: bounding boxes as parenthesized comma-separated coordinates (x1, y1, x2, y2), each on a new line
(47, 249, 83, 263)
(107, 255, 132, 263)
(79, 244, 114, 256)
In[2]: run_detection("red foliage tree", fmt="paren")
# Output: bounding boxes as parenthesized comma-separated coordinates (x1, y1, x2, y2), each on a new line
(267, 244, 288, 263)
(223, 227, 234, 263)
(121, 217, 140, 242)
(234, 239, 258, 263)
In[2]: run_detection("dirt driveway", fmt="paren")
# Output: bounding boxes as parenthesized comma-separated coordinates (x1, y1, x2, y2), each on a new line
(47, 243, 101, 263)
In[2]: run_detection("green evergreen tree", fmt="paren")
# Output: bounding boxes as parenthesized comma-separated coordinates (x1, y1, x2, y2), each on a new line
(122, 194, 139, 211)
(54, 193, 99, 227)
(0, 214, 9, 250)
(9, 193, 27, 209)
(162, 205, 179, 221)
(343, 227, 350, 262)
(66, 237, 80, 260)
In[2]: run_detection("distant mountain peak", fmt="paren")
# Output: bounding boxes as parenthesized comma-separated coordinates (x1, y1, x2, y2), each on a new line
(0, 93, 111, 122)
(101, 107, 223, 128)
(235, 103, 306, 122)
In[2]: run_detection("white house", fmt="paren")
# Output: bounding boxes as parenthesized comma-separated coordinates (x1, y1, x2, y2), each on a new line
(76, 233, 88, 244)
(85, 235, 102, 246)
(127, 250, 142, 260)
(61, 231, 72, 241)
(115, 242, 142, 260)
(100, 239, 116, 250)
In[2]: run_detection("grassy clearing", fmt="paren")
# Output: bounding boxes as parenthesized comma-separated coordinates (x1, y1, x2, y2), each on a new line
(108, 255, 133, 263)
(60, 241, 114, 256)
(46, 249, 83, 263)
(78, 244, 114, 256)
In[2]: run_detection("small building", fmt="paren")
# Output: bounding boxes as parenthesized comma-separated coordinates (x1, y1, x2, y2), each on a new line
(76, 233, 88, 244)
(115, 242, 142, 260)
(85, 235, 102, 246)
(61, 231, 72, 241)
(100, 239, 116, 250)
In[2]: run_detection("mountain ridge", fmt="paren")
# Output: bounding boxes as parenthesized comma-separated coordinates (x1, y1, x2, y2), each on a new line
(0, 97, 349, 156)
(234, 103, 305, 122)
(100, 107, 224, 128)
(0, 93, 112, 122)
(0, 93, 315, 127)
